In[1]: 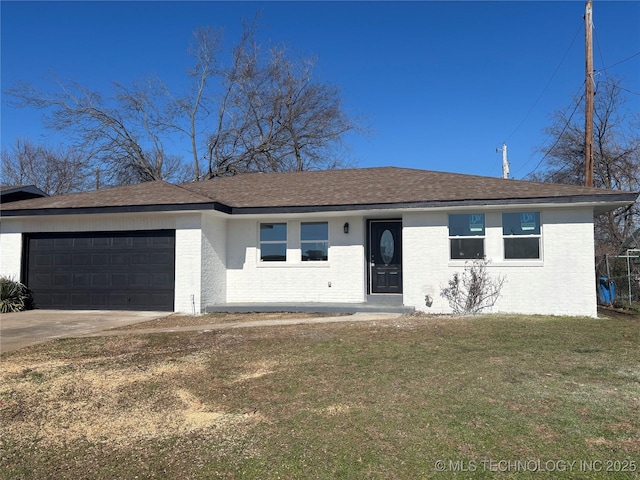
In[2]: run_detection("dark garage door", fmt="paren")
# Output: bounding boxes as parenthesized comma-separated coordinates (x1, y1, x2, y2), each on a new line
(24, 230, 175, 311)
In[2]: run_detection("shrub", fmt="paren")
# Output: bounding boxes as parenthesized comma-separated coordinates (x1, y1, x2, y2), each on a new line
(0, 276, 34, 313)
(441, 259, 506, 315)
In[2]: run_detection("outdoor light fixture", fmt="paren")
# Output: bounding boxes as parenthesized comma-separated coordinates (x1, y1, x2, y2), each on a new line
(343, 222, 349, 234)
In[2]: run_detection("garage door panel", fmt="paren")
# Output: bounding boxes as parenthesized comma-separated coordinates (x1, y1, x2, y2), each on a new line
(71, 292, 90, 306)
(35, 254, 52, 266)
(111, 273, 128, 285)
(93, 237, 110, 247)
(53, 273, 72, 286)
(130, 273, 149, 287)
(73, 273, 90, 287)
(73, 238, 92, 247)
(33, 273, 52, 287)
(52, 292, 70, 306)
(73, 253, 90, 266)
(54, 253, 72, 266)
(92, 253, 109, 266)
(91, 273, 110, 287)
(151, 273, 170, 286)
(152, 294, 173, 308)
(112, 237, 129, 247)
(25, 230, 175, 311)
(111, 253, 129, 266)
(150, 252, 172, 266)
(131, 253, 149, 265)
(91, 293, 109, 307)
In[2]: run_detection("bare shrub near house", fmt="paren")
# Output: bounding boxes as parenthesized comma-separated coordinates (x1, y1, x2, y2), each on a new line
(441, 259, 506, 314)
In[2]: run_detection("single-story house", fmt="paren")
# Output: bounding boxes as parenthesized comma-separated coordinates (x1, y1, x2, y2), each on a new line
(1, 167, 637, 317)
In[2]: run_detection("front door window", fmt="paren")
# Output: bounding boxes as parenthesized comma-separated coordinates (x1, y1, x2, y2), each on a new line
(380, 230, 394, 264)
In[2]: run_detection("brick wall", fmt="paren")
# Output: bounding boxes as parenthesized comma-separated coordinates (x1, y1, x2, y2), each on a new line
(402, 207, 597, 317)
(225, 217, 365, 303)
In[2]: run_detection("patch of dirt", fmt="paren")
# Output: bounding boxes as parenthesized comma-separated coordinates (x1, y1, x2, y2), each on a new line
(598, 306, 640, 320)
(0, 349, 260, 448)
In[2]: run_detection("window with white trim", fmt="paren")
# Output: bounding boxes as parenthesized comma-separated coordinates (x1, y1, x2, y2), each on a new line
(301, 222, 328, 261)
(260, 223, 287, 261)
(502, 212, 541, 259)
(449, 213, 485, 259)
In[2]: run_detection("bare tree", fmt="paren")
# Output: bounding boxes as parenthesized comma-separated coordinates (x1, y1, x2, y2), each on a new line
(6, 77, 186, 186)
(1, 139, 92, 195)
(204, 41, 357, 178)
(6, 18, 361, 185)
(531, 77, 640, 256)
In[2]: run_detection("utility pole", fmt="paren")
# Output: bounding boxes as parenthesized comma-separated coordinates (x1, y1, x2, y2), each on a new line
(501, 142, 509, 179)
(585, 0, 594, 187)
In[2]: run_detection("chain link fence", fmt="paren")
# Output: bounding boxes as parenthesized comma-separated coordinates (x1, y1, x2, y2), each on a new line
(597, 249, 640, 306)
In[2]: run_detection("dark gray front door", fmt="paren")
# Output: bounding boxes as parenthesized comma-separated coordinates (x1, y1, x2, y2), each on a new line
(369, 220, 402, 294)
(23, 230, 176, 311)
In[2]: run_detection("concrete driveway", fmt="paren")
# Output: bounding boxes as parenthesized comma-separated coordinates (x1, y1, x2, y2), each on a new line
(0, 310, 169, 354)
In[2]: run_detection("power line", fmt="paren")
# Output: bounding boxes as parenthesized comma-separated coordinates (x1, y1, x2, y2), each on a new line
(505, 23, 582, 142)
(512, 81, 585, 178)
(523, 90, 585, 179)
(599, 51, 640, 72)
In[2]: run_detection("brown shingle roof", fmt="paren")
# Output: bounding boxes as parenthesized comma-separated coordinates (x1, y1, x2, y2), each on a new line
(1, 167, 637, 215)
(1, 181, 214, 211)
(179, 167, 630, 208)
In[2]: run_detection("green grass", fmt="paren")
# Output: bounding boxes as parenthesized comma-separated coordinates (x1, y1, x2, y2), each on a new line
(1, 313, 639, 479)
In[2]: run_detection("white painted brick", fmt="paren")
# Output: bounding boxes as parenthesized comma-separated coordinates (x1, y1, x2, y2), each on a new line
(225, 217, 365, 303)
(174, 215, 203, 314)
(201, 213, 227, 307)
(0, 206, 602, 317)
(402, 208, 597, 317)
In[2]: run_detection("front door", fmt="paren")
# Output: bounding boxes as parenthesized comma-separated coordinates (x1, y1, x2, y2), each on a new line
(369, 220, 402, 294)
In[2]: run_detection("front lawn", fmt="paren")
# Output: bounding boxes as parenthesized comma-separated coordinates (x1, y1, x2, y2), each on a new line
(1, 313, 638, 479)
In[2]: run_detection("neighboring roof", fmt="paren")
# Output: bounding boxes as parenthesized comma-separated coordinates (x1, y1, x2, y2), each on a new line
(1, 167, 637, 217)
(0, 185, 48, 203)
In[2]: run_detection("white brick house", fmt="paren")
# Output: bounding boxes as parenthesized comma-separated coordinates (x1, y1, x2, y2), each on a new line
(1, 167, 636, 317)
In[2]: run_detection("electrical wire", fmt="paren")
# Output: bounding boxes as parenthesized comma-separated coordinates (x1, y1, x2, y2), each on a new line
(523, 92, 584, 179)
(599, 51, 640, 72)
(512, 82, 585, 178)
(505, 23, 583, 143)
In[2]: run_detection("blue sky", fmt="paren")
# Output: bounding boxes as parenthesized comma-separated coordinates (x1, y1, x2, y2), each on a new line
(2, 1, 639, 180)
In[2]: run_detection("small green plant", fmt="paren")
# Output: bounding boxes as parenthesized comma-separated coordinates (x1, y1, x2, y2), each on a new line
(441, 258, 506, 314)
(0, 276, 34, 313)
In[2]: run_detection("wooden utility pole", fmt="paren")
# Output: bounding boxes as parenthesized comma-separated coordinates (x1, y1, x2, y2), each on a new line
(585, 0, 594, 187)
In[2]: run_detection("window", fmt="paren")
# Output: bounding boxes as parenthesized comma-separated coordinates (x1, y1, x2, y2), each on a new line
(449, 213, 485, 259)
(260, 223, 287, 261)
(301, 222, 328, 261)
(502, 212, 541, 259)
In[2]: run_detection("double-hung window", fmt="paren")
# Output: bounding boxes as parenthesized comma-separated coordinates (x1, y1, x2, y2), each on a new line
(260, 223, 287, 262)
(301, 222, 328, 261)
(449, 213, 485, 259)
(503, 212, 541, 259)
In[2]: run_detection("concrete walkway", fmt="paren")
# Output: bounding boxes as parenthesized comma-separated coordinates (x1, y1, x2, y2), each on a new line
(1, 310, 402, 354)
(84, 312, 403, 337)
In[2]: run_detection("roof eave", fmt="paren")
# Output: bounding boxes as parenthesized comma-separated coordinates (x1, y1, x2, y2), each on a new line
(229, 193, 639, 215)
(0, 201, 231, 217)
(1, 192, 636, 218)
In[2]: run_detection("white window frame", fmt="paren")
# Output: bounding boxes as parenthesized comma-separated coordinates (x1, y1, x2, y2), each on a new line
(448, 213, 485, 260)
(259, 222, 287, 262)
(300, 221, 329, 262)
(502, 212, 542, 260)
